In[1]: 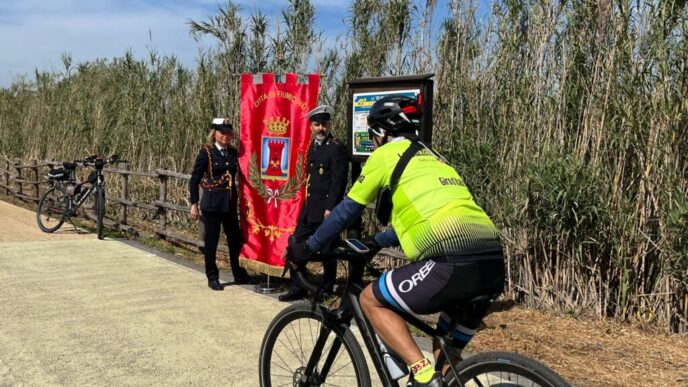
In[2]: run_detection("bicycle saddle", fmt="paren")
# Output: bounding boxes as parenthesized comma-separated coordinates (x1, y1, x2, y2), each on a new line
(63, 162, 77, 170)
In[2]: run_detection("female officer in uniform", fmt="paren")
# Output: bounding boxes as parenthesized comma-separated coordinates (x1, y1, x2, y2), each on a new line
(189, 118, 251, 290)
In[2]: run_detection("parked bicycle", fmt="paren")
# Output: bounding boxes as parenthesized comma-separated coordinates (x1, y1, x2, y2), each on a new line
(259, 241, 570, 387)
(36, 155, 126, 239)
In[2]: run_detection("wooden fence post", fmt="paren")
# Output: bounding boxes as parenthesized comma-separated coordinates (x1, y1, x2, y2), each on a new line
(15, 159, 22, 199)
(159, 174, 167, 234)
(121, 163, 129, 225)
(31, 159, 39, 200)
(4, 158, 9, 195)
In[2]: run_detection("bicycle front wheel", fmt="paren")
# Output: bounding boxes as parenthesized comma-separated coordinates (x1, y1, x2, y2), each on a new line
(447, 351, 570, 387)
(96, 187, 105, 239)
(259, 302, 371, 387)
(36, 187, 67, 233)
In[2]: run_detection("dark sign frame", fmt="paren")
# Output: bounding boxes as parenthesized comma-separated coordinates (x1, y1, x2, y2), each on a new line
(346, 73, 434, 162)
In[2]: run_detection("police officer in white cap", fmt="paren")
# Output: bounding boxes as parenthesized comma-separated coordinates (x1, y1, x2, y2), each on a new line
(189, 118, 251, 291)
(279, 106, 349, 301)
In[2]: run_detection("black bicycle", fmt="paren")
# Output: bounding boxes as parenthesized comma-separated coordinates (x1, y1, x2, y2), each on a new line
(259, 242, 570, 387)
(37, 155, 126, 239)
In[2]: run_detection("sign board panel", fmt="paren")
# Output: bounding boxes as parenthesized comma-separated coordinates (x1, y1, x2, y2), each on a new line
(347, 74, 434, 162)
(351, 89, 420, 157)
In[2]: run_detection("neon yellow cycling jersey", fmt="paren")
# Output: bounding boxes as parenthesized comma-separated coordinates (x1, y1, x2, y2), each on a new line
(348, 139, 500, 261)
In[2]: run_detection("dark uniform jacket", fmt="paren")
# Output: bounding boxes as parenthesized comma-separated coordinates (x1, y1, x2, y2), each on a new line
(189, 144, 239, 213)
(300, 134, 349, 224)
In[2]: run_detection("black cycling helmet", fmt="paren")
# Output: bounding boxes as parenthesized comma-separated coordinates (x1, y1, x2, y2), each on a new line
(367, 95, 422, 136)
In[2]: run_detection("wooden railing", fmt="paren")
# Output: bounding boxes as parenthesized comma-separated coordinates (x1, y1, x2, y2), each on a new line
(0, 154, 407, 264)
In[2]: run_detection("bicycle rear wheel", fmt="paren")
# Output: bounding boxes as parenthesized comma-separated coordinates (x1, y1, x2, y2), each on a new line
(36, 187, 67, 233)
(259, 302, 371, 387)
(446, 351, 570, 387)
(96, 187, 105, 239)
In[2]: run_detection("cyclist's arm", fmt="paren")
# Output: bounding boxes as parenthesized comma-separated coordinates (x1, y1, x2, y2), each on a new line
(374, 227, 400, 247)
(306, 150, 387, 252)
(306, 197, 366, 252)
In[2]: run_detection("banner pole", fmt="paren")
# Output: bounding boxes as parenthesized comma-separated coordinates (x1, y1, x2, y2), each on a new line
(254, 274, 279, 294)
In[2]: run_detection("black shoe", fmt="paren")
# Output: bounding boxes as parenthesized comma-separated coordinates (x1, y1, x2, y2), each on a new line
(208, 279, 224, 291)
(278, 288, 307, 302)
(412, 372, 443, 387)
(233, 275, 252, 285)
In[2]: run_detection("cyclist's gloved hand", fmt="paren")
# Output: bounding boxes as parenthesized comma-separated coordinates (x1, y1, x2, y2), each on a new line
(287, 236, 312, 263)
(362, 235, 382, 255)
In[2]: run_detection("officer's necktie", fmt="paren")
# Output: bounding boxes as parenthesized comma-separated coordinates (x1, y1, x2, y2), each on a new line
(221, 148, 227, 158)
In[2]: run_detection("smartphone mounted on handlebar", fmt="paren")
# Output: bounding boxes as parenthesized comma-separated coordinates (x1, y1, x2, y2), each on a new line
(345, 238, 370, 254)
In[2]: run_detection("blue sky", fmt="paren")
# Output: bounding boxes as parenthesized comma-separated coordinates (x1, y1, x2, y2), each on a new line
(0, 0, 462, 88)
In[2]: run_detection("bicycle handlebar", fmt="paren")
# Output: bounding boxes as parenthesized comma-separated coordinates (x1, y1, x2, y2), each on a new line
(288, 245, 380, 297)
(77, 155, 128, 166)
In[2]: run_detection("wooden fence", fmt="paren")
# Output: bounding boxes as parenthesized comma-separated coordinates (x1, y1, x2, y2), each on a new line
(0, 154, 407, 265)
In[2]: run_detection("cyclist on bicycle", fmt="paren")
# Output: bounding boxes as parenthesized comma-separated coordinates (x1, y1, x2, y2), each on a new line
(288, 95, 505, 386)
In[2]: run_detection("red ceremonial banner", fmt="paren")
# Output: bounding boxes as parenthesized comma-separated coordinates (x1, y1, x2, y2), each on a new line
(238, 73, 320, 274)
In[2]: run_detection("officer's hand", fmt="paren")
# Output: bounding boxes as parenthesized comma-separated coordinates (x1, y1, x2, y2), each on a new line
(362, 235, 382, 255)
(190, 204, 200, 221)
(324, 210, 331, 218)
(287, 236, 312, 263)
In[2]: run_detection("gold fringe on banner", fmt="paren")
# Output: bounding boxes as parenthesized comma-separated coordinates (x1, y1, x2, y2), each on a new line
(240, 256, 288, 277)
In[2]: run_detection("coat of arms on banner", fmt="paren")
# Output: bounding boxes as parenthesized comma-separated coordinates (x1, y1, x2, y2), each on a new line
(261, 117, 290, 181)
(261, 136, 290, 180)
(248, 116, 305, 207)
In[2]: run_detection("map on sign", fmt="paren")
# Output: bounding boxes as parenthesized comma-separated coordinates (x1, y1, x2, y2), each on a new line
(351, 89, 419, 157)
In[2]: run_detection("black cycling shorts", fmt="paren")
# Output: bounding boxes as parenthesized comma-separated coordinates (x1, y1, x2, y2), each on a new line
(371, 252, 504, 347)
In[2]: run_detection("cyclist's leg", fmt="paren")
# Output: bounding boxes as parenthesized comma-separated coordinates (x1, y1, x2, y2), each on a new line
(431, 256, 505, 372)
(360, 285, 424, 364)
(364, 258, 458, 384)
(363, 258, 455, 363)
(432, 303, 490, 374)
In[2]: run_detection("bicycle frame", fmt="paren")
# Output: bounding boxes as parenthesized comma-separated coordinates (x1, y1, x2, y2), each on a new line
(69, 184, 96, 213)
(299, 256, 463, 387)
(60, 170, 104, 222)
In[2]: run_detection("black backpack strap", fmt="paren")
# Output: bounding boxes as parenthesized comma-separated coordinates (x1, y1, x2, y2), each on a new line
(374, 140, 426, 225)
(390, 140, 424, 189)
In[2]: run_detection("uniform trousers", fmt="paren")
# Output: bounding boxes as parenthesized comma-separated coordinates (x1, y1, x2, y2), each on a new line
(202, 211, 242, 281)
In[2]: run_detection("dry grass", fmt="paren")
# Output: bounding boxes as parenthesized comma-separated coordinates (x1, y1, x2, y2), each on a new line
(472, 305, 688, 386)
